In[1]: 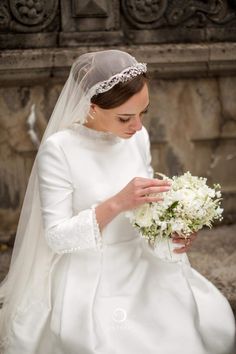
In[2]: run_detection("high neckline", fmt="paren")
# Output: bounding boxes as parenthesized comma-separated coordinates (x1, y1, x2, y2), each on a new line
(71, 123, 123, 145)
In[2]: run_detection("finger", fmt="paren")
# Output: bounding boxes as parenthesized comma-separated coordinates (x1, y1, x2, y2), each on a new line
(150, 179, 172, 187)
(140, 195, 164, 203)
(171, 233, 186, 240)
(135, 178, 171, 188)
(170, 232, 179, 239)
(172, 238, 191, 245)
(172, 232, 192, 241)
(138, 186, 171, 196)
(173, 245, 189, 253)
(172, 238, 186, 245)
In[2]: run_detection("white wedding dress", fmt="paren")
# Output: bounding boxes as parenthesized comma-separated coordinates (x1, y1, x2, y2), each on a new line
(7, 123, 235, 354)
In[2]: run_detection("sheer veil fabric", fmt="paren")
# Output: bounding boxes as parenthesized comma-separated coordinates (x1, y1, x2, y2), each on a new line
(0, 50, 147, 350)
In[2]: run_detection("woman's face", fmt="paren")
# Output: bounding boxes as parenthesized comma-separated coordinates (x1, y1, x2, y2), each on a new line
(86, 83, 150, 139)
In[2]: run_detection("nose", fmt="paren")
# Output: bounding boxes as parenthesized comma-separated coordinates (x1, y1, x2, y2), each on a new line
(131, 116, 143, 131)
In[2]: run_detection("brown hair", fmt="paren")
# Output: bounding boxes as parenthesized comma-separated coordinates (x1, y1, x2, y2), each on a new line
(91, 73, 148, 109)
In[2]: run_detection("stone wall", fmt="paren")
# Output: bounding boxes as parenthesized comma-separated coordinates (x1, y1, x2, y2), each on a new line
(1, 0, 236, 48)
(148, 74, 236, 222)
(1, 43, 236, 246)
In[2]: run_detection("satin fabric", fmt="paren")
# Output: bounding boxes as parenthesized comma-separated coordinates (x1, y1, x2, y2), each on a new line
(7, 124, 235, 354)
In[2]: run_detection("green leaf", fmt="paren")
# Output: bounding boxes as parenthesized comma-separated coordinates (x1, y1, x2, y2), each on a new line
(167, 201, 179, 212)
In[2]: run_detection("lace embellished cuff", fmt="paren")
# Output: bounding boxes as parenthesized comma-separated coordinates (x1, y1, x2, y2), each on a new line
(45, 207, 102, 254)
(91, 204, 102, 250)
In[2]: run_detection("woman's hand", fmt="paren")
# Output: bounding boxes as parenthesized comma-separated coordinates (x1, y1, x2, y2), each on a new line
(95, 177, 170, 232)
(171, 232, 198, 253)
(113, 177, 171, 213)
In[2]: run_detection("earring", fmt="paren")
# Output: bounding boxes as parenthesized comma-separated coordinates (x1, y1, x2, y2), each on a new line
(88, 112, 95, 120)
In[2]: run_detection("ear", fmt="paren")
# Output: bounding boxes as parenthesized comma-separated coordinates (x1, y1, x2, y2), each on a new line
(90, 103, 97, 114)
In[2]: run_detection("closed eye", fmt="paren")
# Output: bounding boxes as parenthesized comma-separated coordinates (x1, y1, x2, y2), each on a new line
(118, 108, 149, 123)
(118, 117, 131, 123)
(141, 109, 149, 115)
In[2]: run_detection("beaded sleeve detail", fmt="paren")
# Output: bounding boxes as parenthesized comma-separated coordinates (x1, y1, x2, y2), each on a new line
(90, 63, 147, 97)
(91, 204, 103, 249)
(45, 208, 102, 254)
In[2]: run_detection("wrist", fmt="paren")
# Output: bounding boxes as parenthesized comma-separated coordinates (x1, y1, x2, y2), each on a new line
(94, 195, 123, 231)
(108, 195, 123, 216)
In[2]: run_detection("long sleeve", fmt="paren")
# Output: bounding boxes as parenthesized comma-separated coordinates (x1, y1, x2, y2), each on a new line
(142, 126, 154, 178)
(36, 137, 102, 254)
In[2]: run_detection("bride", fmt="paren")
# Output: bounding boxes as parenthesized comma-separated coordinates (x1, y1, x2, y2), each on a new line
(0, 50, 235, 354)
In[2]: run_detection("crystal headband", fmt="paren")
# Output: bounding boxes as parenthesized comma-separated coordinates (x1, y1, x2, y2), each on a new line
(90, 62, 147, 97)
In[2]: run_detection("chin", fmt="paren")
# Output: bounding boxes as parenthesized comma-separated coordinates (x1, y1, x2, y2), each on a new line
(114, 131, 136, 139)
(119, 134, 133, 140)
(124, 132, 136, 138)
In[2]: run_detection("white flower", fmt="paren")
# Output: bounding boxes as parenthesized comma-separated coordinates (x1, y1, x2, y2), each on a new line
(129, 172, 223, 243)
(160, 221, 167, 231)
(133, 203, 153, 227)
(216, 206, 224, 215)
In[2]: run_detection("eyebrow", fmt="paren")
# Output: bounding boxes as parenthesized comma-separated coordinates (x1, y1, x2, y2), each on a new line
(116, 103, 150, 117)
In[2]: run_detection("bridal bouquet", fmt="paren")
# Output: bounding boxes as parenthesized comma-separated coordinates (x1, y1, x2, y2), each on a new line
(127, 172, 223, 262)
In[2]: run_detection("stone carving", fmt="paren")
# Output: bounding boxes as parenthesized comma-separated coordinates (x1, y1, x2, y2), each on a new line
(1, 0, 235, 36)
(122, 0, 236, 28)
(1, 0, 58, 32)
(61, 0, 119, 35)
(10, 0, 45, 25)
(72, 0, 108, 18)
(0, 3, 10, 29)
(122, 0, 168, 25)
(167, 0, 235, 26)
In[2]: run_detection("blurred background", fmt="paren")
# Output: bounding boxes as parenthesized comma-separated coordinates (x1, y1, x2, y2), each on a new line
(0, 0, 236, 314)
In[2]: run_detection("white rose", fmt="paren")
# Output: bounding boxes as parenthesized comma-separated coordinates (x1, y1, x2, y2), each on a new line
(134, 204, 153, 227)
